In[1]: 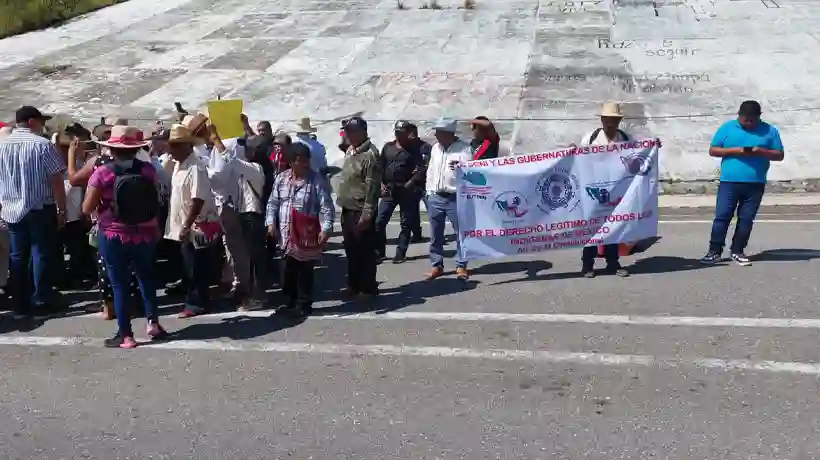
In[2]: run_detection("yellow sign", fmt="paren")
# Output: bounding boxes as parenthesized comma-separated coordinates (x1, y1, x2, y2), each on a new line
(206, 99, 244, 139)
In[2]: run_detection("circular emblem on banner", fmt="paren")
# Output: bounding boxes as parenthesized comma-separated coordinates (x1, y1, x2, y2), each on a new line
(535, 168, 580, 213)
(494, 191, 529, 220)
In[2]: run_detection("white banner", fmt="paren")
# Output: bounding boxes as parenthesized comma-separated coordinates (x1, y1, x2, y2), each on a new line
(456, 139, 660, 260)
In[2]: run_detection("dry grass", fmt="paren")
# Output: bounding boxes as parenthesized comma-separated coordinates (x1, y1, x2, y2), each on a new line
(0, 0, 122, 38)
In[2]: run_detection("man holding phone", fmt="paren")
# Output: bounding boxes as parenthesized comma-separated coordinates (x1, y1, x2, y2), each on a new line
(701, 100, 785, 266)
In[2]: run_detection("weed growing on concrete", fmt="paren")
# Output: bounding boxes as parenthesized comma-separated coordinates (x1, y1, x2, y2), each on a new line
(397, 0, 405, 8)
(430, 0, 442, 8)
(464, 0, 476, 8)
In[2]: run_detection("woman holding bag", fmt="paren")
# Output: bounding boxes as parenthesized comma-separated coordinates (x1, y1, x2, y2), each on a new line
(266, 143, 334, 316)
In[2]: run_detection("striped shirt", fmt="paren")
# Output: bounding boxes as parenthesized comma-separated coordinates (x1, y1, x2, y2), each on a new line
(0, 128, 66, 223)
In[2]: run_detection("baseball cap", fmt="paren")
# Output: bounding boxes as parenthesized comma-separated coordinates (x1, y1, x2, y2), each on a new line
(432, 118, 457, 133)
(344, 116, 367, 132)
(15, 106, 52, 124)
(393, 120, 411, 132)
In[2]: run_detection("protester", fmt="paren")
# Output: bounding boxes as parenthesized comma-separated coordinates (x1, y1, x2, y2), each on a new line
(407, 123, 432, 243)
(701, 100, 784, 266)
(208, 128, 267, 309)
(336, 117, 381, 298)
(469, 116, 501, 160)
(270, 133, 293, 175)
(0, 106, 68, 316)
(375, 120, 424, 264)
(164, 124, 222, 318)
(577, 102, 633, 278)
(82, 125, 167, 348)
(56, 126, 95, 287)
(425, 118, 472, 281)
(293, 117, 328, 175)
(267, 143, 334, 315)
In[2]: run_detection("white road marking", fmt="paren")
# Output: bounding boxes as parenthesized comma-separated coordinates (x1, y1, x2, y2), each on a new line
(71, 310, 820, 328)
(0, 335, 818, 375)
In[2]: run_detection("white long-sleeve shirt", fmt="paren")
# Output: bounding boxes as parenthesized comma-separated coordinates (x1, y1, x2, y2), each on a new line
(208, 139, 265, 213)
(425, 138, 472, 194)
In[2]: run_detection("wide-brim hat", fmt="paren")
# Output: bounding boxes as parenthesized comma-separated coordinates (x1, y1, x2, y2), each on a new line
(600, 102, 624, 118)
(167, 124, 197, 144)
(296, 116, 317, 133)
(96, 125, 150, 148)
(182, 113, 209, 137)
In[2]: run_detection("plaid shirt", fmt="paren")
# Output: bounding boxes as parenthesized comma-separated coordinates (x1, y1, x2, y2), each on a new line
(266, 169, 334, 249)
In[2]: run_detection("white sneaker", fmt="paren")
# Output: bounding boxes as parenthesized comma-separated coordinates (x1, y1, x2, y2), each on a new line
(731, 253, 752, 266)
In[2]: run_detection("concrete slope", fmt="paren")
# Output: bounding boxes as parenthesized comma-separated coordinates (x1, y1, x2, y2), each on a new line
(0, 0, 816, 182)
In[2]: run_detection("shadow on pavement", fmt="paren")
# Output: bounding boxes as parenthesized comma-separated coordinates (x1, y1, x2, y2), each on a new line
(628, 256, 715, 274)
(169, 314, 306, 341)
(753, 249, 820, 262)
(471, 260, 553, 277)
(314, 276, 480, 317)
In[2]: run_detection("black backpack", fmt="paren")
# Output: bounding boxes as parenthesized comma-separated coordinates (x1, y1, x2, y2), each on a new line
(588, 128, 630, 145)
(107, 159, 159, 225)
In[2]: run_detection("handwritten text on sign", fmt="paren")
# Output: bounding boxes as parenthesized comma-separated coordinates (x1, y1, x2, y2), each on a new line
(455, 139, 660, 260)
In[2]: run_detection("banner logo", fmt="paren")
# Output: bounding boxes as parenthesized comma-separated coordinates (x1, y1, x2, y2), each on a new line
(534, 168, 580, 213)
(494, 191, 529, 220)
(460, 171, 492, 197)
(585, 186, 622, 207)
(621, 153, 652, 176)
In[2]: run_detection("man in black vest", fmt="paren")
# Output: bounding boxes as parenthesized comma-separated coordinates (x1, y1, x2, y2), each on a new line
(374, 120, 425, 264)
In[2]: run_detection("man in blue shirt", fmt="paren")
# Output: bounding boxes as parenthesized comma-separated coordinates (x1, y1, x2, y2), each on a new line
(701, 100, 784, 266)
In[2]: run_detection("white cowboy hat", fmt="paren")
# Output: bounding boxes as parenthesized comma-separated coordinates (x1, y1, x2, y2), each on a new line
(600, 102, 624, 118)
(95, 125, 150, 148)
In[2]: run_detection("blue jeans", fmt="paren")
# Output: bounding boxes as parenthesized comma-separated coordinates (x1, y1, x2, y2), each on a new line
(100, 236, 159, 336)
(8, 206, 58, 312)
(709, 181, 765, 254)
(427, 193, 466, 269)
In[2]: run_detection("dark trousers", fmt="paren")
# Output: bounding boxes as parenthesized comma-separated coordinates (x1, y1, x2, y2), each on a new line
(582, 244, 620, 270)
(281, 255, 315, 308)
(375, 186, 420, 256)
(60, 219, 94, 283)
(240, 212, 267, 297)
(341, 209, 378, 294)
(8, 206, 58, 312)
(709, 181, 765, 254)
(180, 241, 215, 311)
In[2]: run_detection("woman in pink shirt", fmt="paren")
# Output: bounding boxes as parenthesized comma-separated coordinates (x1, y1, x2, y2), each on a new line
(82, 126, 168, 349)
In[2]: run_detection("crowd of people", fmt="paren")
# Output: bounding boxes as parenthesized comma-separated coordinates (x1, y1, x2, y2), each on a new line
(0, 99, 784, 348)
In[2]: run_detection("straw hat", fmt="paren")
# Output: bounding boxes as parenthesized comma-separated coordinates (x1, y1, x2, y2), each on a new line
(167, 124, 197, 144)
(600, 102, 624, 118)
(182, 113, 208, 137)
(96, 125, 150, 148)
(295, 116, 317, 133)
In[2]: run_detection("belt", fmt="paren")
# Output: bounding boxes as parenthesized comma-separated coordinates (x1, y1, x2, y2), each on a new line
(435, 191, 456, 199)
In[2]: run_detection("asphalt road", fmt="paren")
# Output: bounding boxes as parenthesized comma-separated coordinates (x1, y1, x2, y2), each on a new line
(2, 206, 820, 459)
